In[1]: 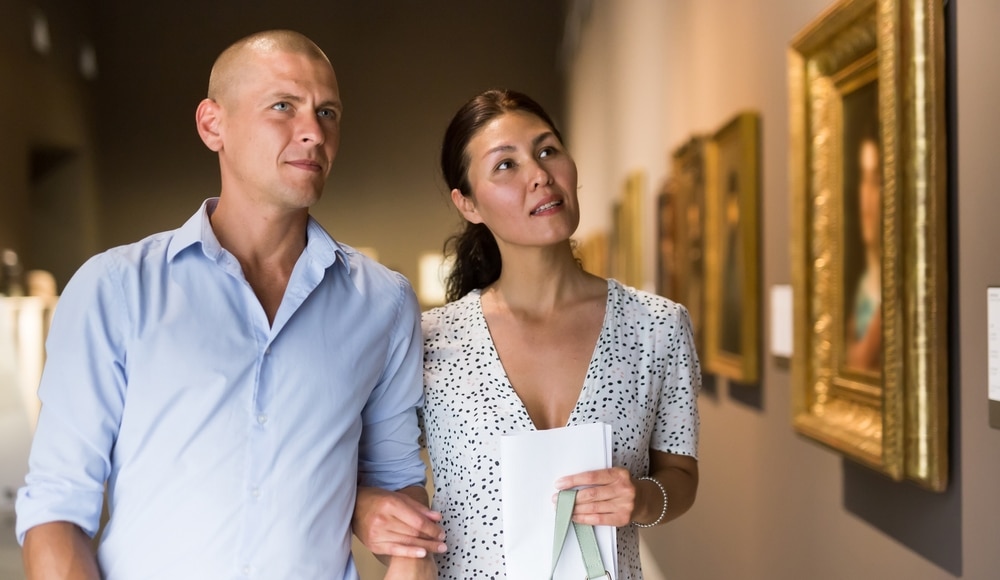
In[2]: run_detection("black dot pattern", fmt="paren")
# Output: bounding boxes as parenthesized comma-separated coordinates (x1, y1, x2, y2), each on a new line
(419, 279, 701, 579)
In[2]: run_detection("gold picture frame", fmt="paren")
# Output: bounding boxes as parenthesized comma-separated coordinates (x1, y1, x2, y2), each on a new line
(576, 231, 610, 278)
(656, 177, 680, 301)
(704, 112, 761, 384)
(658, 137, 708, 352)
(614, 171, 645, 288)
(789, 0, 948, 491)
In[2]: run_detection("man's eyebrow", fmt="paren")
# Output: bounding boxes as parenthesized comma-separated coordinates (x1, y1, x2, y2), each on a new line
(317, 99, 343, 112)
(265, 93, 342, 111)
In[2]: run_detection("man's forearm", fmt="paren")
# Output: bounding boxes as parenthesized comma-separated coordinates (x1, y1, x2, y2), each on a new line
(23, 521, 100, 580)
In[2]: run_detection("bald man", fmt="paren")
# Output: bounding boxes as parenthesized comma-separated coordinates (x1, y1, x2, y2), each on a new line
(16, 30, 441, 579)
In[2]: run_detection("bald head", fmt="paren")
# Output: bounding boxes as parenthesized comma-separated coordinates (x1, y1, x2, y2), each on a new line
(208, 30, 332, 105)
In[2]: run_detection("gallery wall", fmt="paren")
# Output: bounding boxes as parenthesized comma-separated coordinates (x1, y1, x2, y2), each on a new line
(566, 0, 998, 579)
(0, 0, 101, 293)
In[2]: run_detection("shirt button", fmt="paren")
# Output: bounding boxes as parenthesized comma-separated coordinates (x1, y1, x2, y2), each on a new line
(251, 487, 260, 499)
(257, 414, 268, 425)
(242, 566, 250, 575)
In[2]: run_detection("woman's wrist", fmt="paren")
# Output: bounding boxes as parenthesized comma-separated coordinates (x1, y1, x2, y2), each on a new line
(632, 476, 668, 528)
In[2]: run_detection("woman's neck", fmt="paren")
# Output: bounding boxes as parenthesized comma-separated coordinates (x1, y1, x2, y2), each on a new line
(486, 242, 602, 317)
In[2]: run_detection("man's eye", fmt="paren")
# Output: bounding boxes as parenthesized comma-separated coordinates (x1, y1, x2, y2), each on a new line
(272, 102, 290, 111)
(318, 109, 337, 120)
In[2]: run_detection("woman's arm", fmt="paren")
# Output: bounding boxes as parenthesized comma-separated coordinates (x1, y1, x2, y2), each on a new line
(630, 450, 698, 526)
(554, 449, 698, 528)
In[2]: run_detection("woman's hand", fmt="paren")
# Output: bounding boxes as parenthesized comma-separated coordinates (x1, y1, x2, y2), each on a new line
(554, 451, 699, 528)
(554, 467, 638, 527)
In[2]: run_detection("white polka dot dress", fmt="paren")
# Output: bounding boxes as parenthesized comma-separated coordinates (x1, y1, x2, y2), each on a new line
(420, 278, 700, 579)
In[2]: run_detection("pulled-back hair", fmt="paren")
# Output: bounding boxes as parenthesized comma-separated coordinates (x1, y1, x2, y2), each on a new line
(440, 89, 563, 302)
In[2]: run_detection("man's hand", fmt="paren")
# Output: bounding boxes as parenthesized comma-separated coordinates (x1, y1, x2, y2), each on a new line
(353, 486, 446, 560)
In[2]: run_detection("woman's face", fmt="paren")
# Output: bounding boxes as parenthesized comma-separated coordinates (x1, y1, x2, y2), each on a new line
(858, 139, 881, 251)
(453, 111, 580, 250)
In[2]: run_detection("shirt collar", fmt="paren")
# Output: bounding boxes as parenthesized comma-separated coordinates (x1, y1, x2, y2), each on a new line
(166, 198, 351, 273)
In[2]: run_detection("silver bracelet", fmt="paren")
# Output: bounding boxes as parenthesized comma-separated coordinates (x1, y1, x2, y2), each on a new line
(632, 476, 668, 528)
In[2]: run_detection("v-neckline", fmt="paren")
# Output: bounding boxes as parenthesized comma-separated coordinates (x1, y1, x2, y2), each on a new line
(473, 279, 614, 431)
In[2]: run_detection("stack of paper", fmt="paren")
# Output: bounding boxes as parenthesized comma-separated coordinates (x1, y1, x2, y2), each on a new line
(500, 422, 618, 579)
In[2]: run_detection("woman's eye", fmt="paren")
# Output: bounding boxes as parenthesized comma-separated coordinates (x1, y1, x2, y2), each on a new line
(496, 160, 514, 171)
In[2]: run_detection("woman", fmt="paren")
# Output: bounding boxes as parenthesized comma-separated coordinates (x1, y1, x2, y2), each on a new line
(417, 89, 701, 578)
(845, 136, 882, 372)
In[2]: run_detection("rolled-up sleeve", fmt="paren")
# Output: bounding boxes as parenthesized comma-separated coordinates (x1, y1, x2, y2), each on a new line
(356, 273, 426, 490)
(16, 253, 128, 544)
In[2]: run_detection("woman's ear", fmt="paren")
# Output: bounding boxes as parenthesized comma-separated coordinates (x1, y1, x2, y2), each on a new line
(195, 98, 223, 152)
(451, 188, 483, 224)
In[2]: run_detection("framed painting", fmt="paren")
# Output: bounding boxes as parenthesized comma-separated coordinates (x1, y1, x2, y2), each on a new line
(789, 0, 948, 491)
(703, 112, 761, 384)
(614, 171, 645, 288)
(656, 176, 680, 301)
(576, 232, 610, 278)
(658, 137, 708, 352)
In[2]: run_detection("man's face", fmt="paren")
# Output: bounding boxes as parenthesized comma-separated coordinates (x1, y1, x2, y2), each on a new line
(216, 49, 342, 211)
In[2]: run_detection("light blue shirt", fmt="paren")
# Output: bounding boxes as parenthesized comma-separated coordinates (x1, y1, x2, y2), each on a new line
(16, 199, 426, 579)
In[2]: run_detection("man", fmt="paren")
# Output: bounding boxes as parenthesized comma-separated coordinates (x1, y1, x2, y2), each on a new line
(16, 30, 442, 579)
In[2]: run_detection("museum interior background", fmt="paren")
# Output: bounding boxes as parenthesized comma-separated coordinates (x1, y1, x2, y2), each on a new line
(2, 0, 998, 579)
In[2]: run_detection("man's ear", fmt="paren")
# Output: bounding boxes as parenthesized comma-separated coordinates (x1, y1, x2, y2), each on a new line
(195, 98, 223, 152)
(450, 188, 483, 224)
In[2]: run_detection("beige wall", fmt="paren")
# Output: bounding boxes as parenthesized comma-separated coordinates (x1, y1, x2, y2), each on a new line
(568, 0, 997, 578)
(0, 0, 101, 293)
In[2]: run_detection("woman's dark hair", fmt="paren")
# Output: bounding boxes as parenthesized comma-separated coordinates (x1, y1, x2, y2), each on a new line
(440, 89, 564, 302)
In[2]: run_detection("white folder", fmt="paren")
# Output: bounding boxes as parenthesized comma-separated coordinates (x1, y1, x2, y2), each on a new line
(500, 423, 618, 579)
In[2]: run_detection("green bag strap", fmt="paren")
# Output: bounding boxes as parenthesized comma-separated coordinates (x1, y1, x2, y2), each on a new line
(551, 489, 611, 579)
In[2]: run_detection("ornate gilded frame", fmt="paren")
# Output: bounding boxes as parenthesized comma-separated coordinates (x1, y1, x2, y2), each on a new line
(704, 112, 761, 384)
(658, 137, 708, 352)
(614, 171, 645, 288)
(789, 0, 948, 490)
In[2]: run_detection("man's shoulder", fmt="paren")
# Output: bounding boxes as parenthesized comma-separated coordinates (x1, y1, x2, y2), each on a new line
(338, 244, 410, 289)
(71, 229, 176, 279)
(87, 229, 180, 273)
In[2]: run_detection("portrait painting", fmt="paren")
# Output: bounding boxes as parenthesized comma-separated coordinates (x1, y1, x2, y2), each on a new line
(671, 137, 708, 353)
(703, 112, 760, 384)
(656, 182, 679, 301)
(840, 79, 881, 377)
(576, 232, 609, 278)
(613, 171, 644, 289)
(789, 0, 948, 491)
